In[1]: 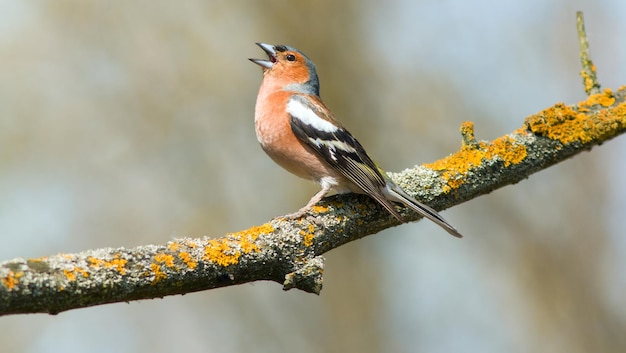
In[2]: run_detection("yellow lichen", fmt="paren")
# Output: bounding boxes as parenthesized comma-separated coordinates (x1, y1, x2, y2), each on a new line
(239, 239, 260, 254)
(87, 254, 127, 275)
(151, 263, 166, 282)
(424, 142, 482, 193)
(202, 223, 270, 266)
(63, 269, 76, 281)
(1, 270, 22, 290)
(460, 121, 478, 148)
(615, 101, 626, 120)
(311, 205, 329, 214)
(204, 238, 241, 266)
(425, 122, 527, 192)
(485, 135, 527, 167)
(579, 88, 615, 109)
(168, 242, 199, 269)
(526, 90, 625, 146)
(300, 224, 315, 247)
(63, 267, 89, 281)
(150, 253, 178, 283)
(526, 103, 593, 144)
(236, 223, 274, 239)
(178, 252, 197, 270)
(154, 253, 175, 268)
(77, 267, 89, 278)
(107, 256, 128, 275)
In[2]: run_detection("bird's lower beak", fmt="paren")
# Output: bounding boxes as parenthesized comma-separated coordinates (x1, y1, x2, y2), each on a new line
(249, 42, 276, 69)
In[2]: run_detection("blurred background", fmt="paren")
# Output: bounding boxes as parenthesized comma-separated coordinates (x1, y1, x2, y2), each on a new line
(1, 0, 625, 352)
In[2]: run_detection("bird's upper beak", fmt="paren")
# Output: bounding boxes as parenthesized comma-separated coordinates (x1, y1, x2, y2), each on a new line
(249, 42, 276, 69)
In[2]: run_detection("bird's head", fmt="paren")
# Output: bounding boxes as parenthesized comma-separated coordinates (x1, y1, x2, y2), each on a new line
(250, 42, 320, 95)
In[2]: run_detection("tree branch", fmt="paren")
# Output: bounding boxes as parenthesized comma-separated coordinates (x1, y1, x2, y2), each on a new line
(2, 13, 625, 316)
(577, 11, 601, 95)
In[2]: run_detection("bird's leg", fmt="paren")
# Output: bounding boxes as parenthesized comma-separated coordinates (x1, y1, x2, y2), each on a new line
(283, 183, 332, 220)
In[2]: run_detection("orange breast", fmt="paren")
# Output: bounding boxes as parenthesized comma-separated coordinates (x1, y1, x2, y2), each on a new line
(254, 90, 343, 183)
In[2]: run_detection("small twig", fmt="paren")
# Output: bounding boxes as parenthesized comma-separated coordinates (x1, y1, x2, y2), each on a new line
(576, 11, 601, 95)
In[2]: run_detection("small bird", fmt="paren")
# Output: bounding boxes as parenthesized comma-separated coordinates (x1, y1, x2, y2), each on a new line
(250, 42, 462, 237)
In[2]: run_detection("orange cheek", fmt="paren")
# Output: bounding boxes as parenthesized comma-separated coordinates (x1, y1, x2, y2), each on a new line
(286, 63, 311, 83)
(268, 63, 310, 86)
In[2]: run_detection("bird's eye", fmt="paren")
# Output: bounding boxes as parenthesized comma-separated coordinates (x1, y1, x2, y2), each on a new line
(286, 54, 296, 62)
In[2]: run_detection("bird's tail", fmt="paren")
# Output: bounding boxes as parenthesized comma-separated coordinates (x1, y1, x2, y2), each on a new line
(383, 182, 463, 238)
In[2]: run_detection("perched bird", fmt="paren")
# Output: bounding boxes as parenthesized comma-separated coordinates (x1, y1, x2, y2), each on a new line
(250, 42, 462, 237)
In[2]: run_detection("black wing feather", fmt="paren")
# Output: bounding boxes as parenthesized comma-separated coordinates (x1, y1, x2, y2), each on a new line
(288, 95, 402, 219)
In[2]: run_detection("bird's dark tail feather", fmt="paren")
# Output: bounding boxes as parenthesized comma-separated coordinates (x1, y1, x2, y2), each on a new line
(383, 184, 463, 238)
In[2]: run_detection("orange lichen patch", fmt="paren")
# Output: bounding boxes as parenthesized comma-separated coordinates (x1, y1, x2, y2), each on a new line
(526, 92, 626, 145)
(150, 253, 177, 283)
(300, 224, 316, 247)
(1, 270, 22, 290)
(203, 223, 269, 266)
(578, 88, 615, 109)
(615, 101, 626, 119)
(312, 200, 345, 215)
(525, 103, 590, 144)
(62, 267, 88, 282)
(460, 121, 475, 139)
(204, 238, 242, 266)
(63, 269, 76, 281)
(77, 267, 89, 278)
(235, 222, 274, 240)
(239, 239, 260, 254)
(107, 255, 127, 275)
(87, 256, 103, 268)
(311, 205, 329, 214)
(178, 252, 197, 270)
(424, 143, 483, 193)
(590, 101, 626, 142)
(168, 242, 180, 252)
(425, 122, 527, 192)
(151, 263, 167, 282)
(460, 121, 478, 148)
(87, 254, 128, 275)
(429, 143, 486, 173)
(154, 253, 175, 268)
(485, 135, 527, 167)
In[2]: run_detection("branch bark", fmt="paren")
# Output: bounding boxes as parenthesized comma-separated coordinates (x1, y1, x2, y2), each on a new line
(2, 13, 625, 316)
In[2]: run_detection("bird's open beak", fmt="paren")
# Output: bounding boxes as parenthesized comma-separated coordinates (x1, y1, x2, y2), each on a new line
(249, 42, 276, 69)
